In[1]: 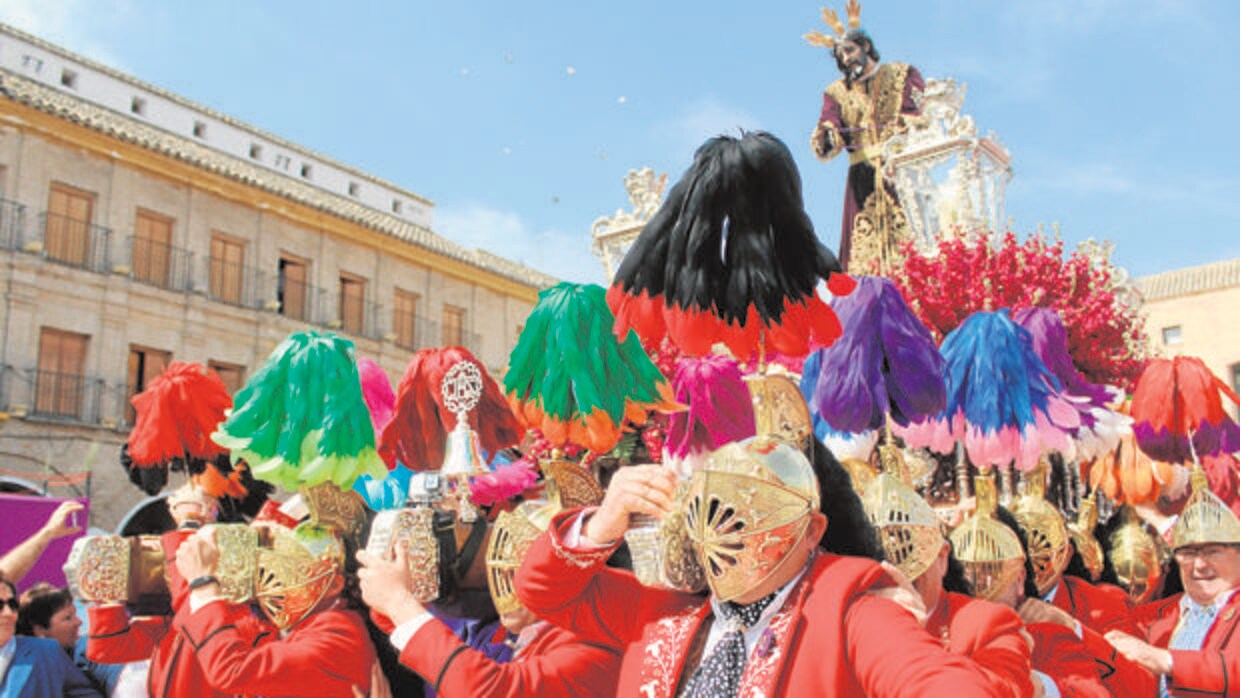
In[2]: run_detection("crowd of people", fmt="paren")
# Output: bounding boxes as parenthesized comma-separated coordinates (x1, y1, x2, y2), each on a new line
(5, 423, 1240, 697)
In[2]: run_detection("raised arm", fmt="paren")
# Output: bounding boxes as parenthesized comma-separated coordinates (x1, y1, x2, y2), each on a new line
(0, 500, 82, 584)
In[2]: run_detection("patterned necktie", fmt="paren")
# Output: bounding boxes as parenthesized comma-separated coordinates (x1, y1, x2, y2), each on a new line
(1160, 600, 1221, 698)
(681, 592, 779, 698)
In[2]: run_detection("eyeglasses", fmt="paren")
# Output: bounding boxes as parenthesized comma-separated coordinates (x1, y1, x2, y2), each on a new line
(0, 598, 18, 613)
(1173, 544, 1238, 563)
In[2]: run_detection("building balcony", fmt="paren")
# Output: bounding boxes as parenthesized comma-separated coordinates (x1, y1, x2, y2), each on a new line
(22, 212, 113, 273)
(119, 235, 194, 292)
(203, 256, 267, 310)
(0, 198, 28, 251)
(0, 365, 108, 425)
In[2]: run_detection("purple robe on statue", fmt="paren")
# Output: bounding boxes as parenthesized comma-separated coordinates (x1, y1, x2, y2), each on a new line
(812, 62, 924, 273)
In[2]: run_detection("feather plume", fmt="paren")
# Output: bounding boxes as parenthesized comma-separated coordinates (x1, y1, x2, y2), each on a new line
(664, 355, 756, 461)
(801, 276, 945, 435)
(354, 464, 414, 511)
(1131, 356, 1240, 463)
(357, 358, 396, 435)
(467, 458, 540, 507)
(895, 310, 1080, 470)
(506, 282, 678, 453)
(128, 362, 231, 468)
(608, 132, 853, 360)
(378, 346, 520, 472)
(1012, 307, 1129, 460)
(212, 331, 387, 491)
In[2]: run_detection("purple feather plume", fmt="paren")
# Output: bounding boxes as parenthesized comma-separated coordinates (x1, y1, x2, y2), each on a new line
(1012, 307, 1129, 460)
(801, 276, 945, 434)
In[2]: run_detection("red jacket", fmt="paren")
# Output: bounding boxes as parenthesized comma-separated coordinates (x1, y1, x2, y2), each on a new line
(926, 592, 1035, 698)
(398, 617, 620, 697)
(516, 510, 1009, 698)
(1051, 575, 1157, 696)
(1027, 622, 1110, 698)
(172, 598, 375, 697)
(1139, 591, 1240, 696)
(85, 530, 230, 698)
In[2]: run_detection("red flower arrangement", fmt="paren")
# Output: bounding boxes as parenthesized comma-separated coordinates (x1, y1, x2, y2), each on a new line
(889, 229, 1148, 390)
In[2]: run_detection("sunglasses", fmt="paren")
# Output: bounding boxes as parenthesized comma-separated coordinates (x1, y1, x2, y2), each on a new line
(0, 598, 17, 612)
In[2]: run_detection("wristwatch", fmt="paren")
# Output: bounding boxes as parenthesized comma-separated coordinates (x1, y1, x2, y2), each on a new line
(188, 575, 219, 591)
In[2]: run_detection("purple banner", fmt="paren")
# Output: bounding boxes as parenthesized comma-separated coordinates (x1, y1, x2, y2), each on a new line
(0, 493, 89, 593)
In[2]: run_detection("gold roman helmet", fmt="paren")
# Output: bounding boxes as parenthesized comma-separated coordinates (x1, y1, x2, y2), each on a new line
(254, 522, 345, 630)
(253, 482, 358, 630)
(1068, 492, 1104, 583)
(950, 471, 1026, 602)
(841, 458, 877, 495)
(1109, 507, 1166, 604)
(863, 445, 944, 583)
(1172, 464, 1240, 551)
(1011, 462, 1071, 596)
(686, 436, 819, 602)
(485, 500, 556, 615)
(744, 368, 813, 452)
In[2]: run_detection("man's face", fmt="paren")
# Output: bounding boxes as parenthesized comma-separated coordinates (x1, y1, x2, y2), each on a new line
(835, 39, 869, 80)
(0, 585, 16, 647)
(38, 602, 82, 650)
(994, 564, 1027, 610)
(1175, 544, 1240, 605)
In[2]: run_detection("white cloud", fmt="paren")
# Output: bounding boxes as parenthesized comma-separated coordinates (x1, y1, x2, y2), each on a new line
(435, 203, 604, 285)
(0, 0, 133, 70)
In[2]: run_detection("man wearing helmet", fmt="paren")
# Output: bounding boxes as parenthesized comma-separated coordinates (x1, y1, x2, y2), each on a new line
(516, 437, 1006, 697)
(1107, 470, 1240, 696)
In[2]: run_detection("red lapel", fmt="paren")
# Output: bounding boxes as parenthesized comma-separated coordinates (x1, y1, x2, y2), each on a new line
(635, 602, 712, 698)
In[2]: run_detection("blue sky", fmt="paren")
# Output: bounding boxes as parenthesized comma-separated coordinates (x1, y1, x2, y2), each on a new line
(4, 0, 1238, 284)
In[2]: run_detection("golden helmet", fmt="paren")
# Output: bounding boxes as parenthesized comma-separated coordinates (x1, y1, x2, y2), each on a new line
(485, 501, 557, 615)
(1068, 493, 1104, 583)
(254, 522, 346, 630)
(1171, 465, 1240, 551)
(1011, 463, 1071, 596)
(950, 472, 1026, 602)
(686, 437, 819, 602)
(1109, 508, 1166, 605)
(862, 446, 944, 583)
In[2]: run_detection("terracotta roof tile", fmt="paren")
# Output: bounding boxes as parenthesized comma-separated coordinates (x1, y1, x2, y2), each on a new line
(1137, 257, 1240, 301)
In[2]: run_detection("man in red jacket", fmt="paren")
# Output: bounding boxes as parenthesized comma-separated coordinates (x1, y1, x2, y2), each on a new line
(357, 499, 622, 697)
(85, 486, 229, 698)
(1107, 469, 1240, 696)
(516, 438, 1007, 698)
(863, 468, 1036, 697)
(169, 516, 376, 697)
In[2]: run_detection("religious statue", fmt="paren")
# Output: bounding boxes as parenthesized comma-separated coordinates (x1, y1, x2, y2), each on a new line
(806, 2, 924, 274)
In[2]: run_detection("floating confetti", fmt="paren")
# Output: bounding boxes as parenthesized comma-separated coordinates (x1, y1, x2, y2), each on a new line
(504, 53, 514, 64)
(502, 146, 512, 156)
(460, 67, 470, 76)
(566, 66, 576, 76)
(617, 95, 628, 104)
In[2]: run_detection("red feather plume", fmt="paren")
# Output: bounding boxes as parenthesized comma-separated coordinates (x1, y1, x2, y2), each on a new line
(379, 346, 522, 471)
(1130, 356, 1240, 463)
(127, 362, 231, 468)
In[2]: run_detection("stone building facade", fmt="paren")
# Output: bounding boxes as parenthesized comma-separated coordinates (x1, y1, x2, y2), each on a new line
(1137, 257, 1240, 416)
(0, 24, 556, 530)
